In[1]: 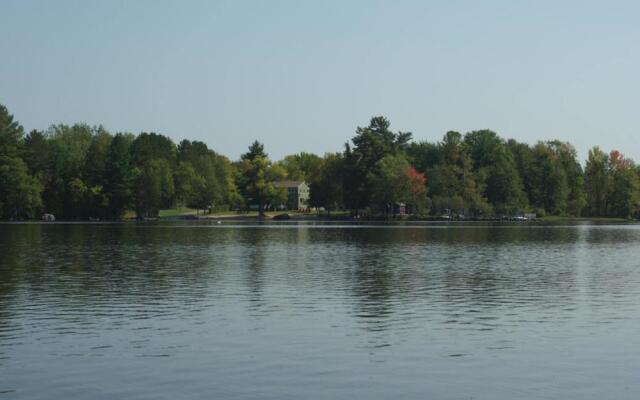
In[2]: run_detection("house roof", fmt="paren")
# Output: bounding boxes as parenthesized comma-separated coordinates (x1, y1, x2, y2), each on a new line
(274, 180, 305, 188)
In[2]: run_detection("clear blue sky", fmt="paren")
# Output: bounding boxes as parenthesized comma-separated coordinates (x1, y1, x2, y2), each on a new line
(2, 0, 640, 162)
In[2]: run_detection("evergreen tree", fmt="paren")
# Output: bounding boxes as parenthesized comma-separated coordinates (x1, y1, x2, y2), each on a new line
(237, 141, 286, 217)
(343, 116, 412, 215)
(0, 105, 42, 219)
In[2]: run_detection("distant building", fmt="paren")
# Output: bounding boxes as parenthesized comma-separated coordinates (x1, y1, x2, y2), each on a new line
(274, 181, 310, 211)
(387, 202, 406, 216)
(395, 202, 407, 215)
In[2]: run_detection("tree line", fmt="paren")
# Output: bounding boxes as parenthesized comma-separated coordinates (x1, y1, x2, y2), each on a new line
(1, 104, 639, 220)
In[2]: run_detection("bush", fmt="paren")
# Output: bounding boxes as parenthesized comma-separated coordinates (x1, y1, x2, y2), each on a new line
(533, 208, 546, 218)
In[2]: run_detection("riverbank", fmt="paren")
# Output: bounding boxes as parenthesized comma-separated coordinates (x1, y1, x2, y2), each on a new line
(152, 208, 634, 223)
(4, 209, 635, 223)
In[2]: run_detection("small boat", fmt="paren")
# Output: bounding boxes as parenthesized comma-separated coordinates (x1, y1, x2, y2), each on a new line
(42, 213, 56, 222)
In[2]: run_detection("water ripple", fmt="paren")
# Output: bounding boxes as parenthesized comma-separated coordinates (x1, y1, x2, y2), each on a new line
(1, 222, 640, 399)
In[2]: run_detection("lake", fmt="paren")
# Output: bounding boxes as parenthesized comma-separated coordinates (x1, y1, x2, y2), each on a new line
(1, 222, 639, 399)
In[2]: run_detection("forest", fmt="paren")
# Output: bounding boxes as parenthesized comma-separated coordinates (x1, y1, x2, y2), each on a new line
(1, 103, 639, 220)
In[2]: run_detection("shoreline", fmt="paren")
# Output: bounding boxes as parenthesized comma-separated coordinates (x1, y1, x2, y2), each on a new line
(2, 215, 635, 224)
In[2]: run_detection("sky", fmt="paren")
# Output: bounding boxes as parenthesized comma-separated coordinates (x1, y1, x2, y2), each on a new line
(2, 0, 640, 162)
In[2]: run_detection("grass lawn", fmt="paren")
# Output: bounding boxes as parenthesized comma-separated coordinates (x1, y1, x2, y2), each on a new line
(158, 207, 199, 217)
(124, 207, 199, 219)
(154, 209, 307, 219)
(206, 210, 310, 218)
(124, 208, 350, 220)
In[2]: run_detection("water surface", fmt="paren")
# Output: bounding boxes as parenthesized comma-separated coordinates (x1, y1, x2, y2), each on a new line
(1, 222, 639, 399)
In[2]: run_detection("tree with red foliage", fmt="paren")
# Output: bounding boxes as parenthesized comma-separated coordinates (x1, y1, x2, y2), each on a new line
(369, 155, 428, 216)
(406, 165, 427, 208)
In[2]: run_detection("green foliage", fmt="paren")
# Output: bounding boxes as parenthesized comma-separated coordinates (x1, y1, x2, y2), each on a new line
(551, 141, 586, 217)
(509, 140, 584, 216)
(237, 141, 286, 216)
(277, 152, 323, 183)
(132, 158, 175, 217)
(463, 130, 504, 168)
(414, 132, 489, 216)
(526, 142, 568, 214)
(176, 140, 239, 213)
(583, 149, 640, 218)
(0, 106, 42, 219)
(608, 167, 640, 218)
(343, 116, 412, 214)
(104, 133, 134, 219)
(309, 153, 344, 213)
(0, 104, 24, 158)
(584, 147, 610, 217)
(432, 195, 464, 215)
(0, 156, 42, 219)
(606, 151, 640, 218)
(23, 130, 48, 176)
(130, 132, 177, 167)
(84, 127, 112, 186)
(2, 103, 640, 220)
(34, 123, 95, 217)
(369, 154, 411, 213)
(0, 104, 244, 220)
(463, 131, 528, 214)
(406, 140, 442, 172)
(174, 162, 205, 209)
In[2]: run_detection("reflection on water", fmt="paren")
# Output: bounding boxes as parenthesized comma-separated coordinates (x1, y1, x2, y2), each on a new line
(1, 222, 640, 399)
